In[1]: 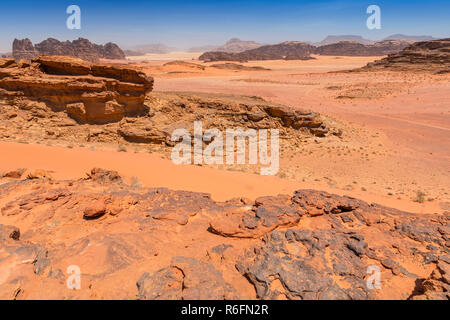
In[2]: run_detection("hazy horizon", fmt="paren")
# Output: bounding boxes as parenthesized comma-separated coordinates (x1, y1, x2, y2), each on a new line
(1, 0, 449, 52)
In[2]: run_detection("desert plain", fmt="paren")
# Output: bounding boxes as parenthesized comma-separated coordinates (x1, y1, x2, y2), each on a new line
(0, 49, 449, 300)
(2, 55, 448, 212)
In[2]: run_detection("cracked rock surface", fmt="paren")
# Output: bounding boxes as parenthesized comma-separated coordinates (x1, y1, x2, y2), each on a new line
(0, 169, 448, 299)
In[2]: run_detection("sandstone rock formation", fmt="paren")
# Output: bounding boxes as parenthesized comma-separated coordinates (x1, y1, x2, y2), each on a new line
(0, 55, 153, 124)
(0, 89, 333, 158)
(12, 39, 39, 60)
(200, 40, 414, 62)
(0, 170, 448, 299)
(411, 256, 450, 300)
(137, 256, 240, 300)
(316, 40, 413, 56)
(13, 38, 125, 62)
(209, 63, 270, 71)
(359, 38, 450, 73)
(199, 41, 316, 62)
(163, 60, 207, 70)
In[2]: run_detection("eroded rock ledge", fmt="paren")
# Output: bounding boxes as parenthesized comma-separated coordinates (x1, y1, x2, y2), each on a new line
(0, 56, 153, 124)
(0, 169, 448, 300)
(358, 38, 450, 73)
(0, 88, 335, 159)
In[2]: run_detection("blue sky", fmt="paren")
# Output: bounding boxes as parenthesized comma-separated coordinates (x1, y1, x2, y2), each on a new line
(0, 0, 449, 52)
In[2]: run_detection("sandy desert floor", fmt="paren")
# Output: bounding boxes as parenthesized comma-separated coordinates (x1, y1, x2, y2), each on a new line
(1, 55, 449, 215)
(125, 51, 202, 61)
(140, 55, 450, 213)
(1, 53, 449, 300)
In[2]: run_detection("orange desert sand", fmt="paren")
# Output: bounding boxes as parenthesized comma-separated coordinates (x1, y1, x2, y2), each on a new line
(3, 55, 447, 213)
(0, 52, 449, 300)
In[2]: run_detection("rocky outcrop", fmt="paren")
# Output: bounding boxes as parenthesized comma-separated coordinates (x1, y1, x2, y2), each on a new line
(199, 41, 316, 62)
(0, 55, 153, 123)
(0, 171, 448, 299)
(411, 256, 450, 300)
(1, 168, 26, 179)
(163, 60, 206, 70)
(316, 40, 413, 56)
(209, 63, 270, 71)
(211, 189, 449, 300)
(0, 89, 333, 157)
(359, 38, 450, 73)
(372, 40, 416, 54)
(143, 92, 330, 140)
(200, 39, 414, 62)
(12, 39, 39, 60)
(137, 257, 240, 300)
(101, 42, 126, 60)
(199, 51, 246, 62)
(13, 38, 125, 62)
(236, 228, 375, 300)
(86, 168, 122, 184)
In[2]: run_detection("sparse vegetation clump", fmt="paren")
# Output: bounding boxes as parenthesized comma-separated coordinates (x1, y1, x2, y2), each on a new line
(414, 190, 426, 203)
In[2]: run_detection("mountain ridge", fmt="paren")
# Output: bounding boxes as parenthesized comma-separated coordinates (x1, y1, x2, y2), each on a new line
(12, 38, 125, 62)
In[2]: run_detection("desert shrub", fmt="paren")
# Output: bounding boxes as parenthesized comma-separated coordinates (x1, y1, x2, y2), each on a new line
(414, 190, 426, 203)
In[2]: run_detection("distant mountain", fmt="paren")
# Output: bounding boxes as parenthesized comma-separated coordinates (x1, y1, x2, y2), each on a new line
(128, 43, 177, 54)
(123, 49, 145, 56)
(0, 52, 12, 58)
(12, 38, 125, 61)
(316, 40, 413, 56)
(384, 34, 437, 42)
(188, 45, 219, 53)
(200, 38, 414, 62)
(214, 38, 263, 53)
(188, 38, 263, 54)
(316, 34, 439, 46)
(316, 35, 373, 46)
(199, 41, 315, 62)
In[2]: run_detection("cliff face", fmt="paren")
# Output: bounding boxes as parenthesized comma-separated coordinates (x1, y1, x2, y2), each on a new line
(12, 38, 125, 62)
(12, 38, 39, 60)
(0, 55, 153, 124)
